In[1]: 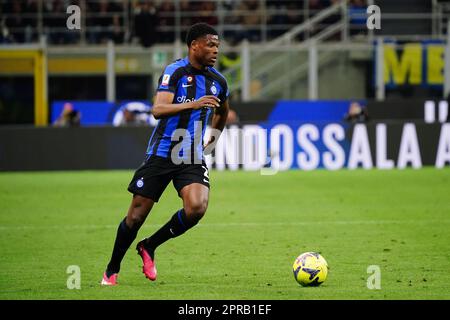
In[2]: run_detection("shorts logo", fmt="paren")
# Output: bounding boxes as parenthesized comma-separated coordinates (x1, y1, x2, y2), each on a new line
(211, 85, 217, 95)
(162, 74, 170, 86)
(136, 178, 144, 188)
(202, 165, 209, 184)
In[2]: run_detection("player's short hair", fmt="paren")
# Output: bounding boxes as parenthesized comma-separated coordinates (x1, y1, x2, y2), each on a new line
(186, 23, 218, 47)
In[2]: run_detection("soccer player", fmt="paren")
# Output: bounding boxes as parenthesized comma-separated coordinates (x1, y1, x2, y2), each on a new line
(101, 23, 230, 285)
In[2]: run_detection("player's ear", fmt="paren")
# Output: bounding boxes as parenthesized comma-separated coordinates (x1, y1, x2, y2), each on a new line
(190, 39, 198, 50)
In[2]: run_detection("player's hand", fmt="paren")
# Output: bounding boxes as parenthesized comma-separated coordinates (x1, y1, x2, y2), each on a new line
(192, 95, 220, 109)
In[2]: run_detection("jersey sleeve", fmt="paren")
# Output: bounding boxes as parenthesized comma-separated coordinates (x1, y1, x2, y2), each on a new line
(218, 79, 230, 104)
(157, 65, 184, 93)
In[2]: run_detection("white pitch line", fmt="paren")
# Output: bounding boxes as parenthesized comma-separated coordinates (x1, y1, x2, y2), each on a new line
(0, 219, 449, 231)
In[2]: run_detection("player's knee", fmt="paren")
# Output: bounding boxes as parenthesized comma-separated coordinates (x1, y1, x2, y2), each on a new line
(126, 207, 147, 229)
(127, 213, 145, 229)
(184, 200, 208, 222)
(127, 196, 153, 228)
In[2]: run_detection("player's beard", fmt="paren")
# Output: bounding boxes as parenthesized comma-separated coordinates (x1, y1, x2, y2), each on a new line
(205, 56, 216, 67)
(198, 51, 216, 67)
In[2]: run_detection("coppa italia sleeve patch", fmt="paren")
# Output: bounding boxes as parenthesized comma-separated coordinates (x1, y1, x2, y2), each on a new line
(162, 74, 171, 86)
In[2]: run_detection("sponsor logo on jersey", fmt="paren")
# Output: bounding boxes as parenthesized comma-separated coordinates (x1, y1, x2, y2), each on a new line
(176, 96, 197, 103)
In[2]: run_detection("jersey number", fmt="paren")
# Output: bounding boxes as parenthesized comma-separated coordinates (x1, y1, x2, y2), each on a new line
(202, 165, 209, 183)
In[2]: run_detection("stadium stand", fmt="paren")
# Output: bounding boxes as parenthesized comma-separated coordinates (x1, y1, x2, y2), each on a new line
(1, 0, 450, 125)
(0, 0, 357, 45)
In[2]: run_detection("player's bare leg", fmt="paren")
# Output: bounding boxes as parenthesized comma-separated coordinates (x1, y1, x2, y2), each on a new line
(137, 183, 209, 281)
(180, 183, 209, 225)
(102, 195, 154, 285)
(125, 194, 155, 229)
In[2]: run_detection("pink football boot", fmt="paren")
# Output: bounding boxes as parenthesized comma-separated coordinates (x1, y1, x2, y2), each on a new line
(136, 241, 157, 281)
(101, 272, 118, 286)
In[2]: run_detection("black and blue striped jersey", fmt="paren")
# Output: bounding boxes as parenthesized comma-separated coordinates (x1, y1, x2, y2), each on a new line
(146, 57, 229, 162)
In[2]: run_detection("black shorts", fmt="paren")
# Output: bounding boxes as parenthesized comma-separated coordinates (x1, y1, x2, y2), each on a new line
(127, 155, 210, 202)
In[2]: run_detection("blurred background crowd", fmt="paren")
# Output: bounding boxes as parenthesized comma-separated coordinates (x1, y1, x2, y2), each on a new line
(0, 0, 367, 46)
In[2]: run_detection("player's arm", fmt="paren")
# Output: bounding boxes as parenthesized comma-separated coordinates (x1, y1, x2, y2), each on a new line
(151, 91, 220, 119)
(204, 98, 230, 151)
(210, 98, 230, 132)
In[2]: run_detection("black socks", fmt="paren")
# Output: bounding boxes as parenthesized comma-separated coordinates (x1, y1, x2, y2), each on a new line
(143, 209, 198, 253)
(106, 209, 199, 277)
(106, 218, 139, 276)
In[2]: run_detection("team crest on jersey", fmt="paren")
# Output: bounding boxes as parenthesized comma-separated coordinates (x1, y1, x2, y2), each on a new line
(211, 85, 217, 95)
(162, 74, 170, 86)
(187, 75, 194, 84)
(136, 178, 144, 188)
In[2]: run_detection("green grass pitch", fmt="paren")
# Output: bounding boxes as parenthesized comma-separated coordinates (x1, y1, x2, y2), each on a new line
(0, 168, 449, 300)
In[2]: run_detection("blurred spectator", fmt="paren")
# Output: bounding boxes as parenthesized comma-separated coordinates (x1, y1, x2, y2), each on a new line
(112, 102, 157, 127)
(285, 2, 304, 33)
(309, 0, 326, 16)
(134, 0, 158, 47)
(196, 1, 218, 26)
(5, 0, 25, 43)
(348, 0, 368, 37)
(42, 1, 53, 42)
(223, 0, 240, 42)
(267, 0, 288, 38)
(239, 0, 262, 42)
(111, 14, 124, 44)
(39, 0, 80, 44)
(87, 0, 123, 44)
(344, 101, 369, 123)
(53, 102, 81, 127)
(180, 0, 195, 27)
(23, 0, 38, 43)
(225, 0, 262, 43)
(320, 0, 342, 40)
(0, 17, 14, 44)
(88, 0, 111, 43)
(47, 0, 69, 44)
(268, 1, 305, 39)
(158, 1, 175, 43)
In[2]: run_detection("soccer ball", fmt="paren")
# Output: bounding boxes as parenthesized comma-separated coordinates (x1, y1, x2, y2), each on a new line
(293, 252, 328, 287)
